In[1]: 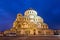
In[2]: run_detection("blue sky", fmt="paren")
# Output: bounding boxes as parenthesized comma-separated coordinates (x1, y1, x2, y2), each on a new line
(0, 0, 60, 31)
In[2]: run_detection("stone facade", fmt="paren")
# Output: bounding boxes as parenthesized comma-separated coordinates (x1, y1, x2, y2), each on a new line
(4, 9, 54, 36)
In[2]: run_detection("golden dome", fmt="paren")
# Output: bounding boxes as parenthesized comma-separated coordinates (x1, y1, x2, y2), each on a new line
(17, 13, 22, 17)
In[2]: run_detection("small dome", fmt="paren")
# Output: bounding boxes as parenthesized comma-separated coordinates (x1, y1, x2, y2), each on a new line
(17, 13, 22, 17)
(37, 16, 43, 23)
(24, 9, 37, 16)
(37, 16, 43, 20)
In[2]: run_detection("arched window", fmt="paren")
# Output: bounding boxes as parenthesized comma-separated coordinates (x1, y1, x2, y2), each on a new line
(30, 11, 31, 13)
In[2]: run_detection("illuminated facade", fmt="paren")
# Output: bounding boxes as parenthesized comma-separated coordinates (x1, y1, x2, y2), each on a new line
(4, 9, 54, 36)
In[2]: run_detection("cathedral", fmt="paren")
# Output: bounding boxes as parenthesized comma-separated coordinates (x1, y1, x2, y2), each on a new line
(3, 9, 54, 36)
